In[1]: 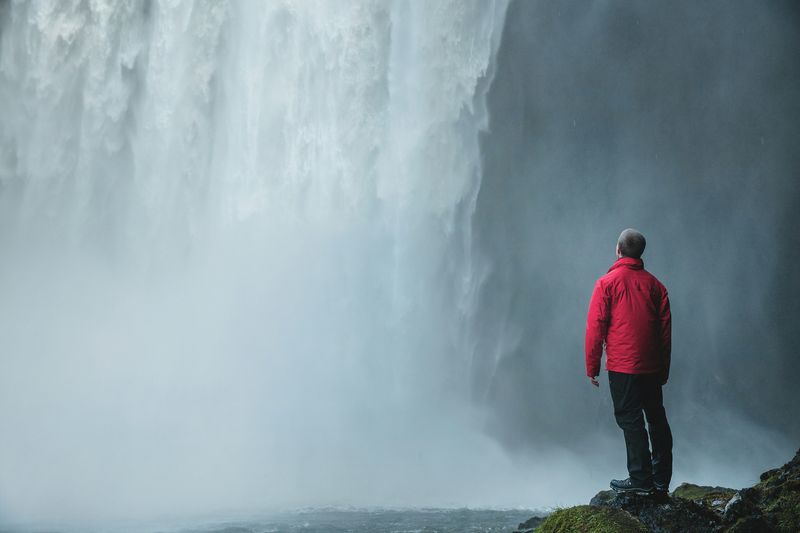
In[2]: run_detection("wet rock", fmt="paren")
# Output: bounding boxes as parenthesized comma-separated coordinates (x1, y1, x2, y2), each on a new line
(721, 488, 761, 524)
(511, 447, 800, 532)
(591, 490, 720, 532)
(672, 483, 737, 515)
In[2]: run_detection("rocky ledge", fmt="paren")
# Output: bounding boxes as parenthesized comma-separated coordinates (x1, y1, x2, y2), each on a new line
(514, 447, 800, 532)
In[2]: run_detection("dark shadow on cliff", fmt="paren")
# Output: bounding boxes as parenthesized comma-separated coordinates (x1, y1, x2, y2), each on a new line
(473, 0, 800, 458)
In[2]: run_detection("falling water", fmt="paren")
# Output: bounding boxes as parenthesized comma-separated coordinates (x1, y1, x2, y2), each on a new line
(0, 0, 586, 527)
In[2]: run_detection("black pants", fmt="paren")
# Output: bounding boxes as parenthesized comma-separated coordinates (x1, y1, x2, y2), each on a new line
(608, 370, 673, 486)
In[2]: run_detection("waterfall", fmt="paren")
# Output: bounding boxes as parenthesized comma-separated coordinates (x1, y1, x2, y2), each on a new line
(0, 0, 562, 525)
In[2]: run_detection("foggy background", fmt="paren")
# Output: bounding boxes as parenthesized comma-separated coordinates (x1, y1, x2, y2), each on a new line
(473, 0, 800, 475)
(0, 0, 799, 530)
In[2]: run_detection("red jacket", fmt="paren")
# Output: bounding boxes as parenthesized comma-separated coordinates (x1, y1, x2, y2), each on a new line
(585, 257, 671, 378)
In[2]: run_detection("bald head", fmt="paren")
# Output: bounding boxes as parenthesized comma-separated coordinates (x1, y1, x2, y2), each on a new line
(617, 228, 646, 259)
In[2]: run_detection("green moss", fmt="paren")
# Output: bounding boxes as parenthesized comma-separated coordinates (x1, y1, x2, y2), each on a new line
(725, 518, 748, 532)
(536, 505, 647, 533)
(759, 468, 782, 487)
(672, 482, 736, 511)
(725, 516, 772, 532)
(761, 485, 800, 532)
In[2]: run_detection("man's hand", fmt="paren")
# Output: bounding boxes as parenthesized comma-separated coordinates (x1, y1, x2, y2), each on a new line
(589, 375, 599, 387)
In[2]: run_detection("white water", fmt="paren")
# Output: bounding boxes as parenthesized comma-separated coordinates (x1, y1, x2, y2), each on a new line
(0, 1, 589, 527)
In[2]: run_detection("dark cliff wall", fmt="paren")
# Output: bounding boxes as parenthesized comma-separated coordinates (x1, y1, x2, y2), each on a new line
(475, 0, 800, 453)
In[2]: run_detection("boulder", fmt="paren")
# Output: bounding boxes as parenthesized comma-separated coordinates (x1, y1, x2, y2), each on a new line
(671, 483, 737, 514)
(511, 447, 800, 532)
(590, 490, 720, 532)
(533, 505, 647, 533)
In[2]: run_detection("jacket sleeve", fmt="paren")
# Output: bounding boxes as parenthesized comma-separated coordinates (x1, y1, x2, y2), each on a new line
(658, 285, 672, 380)
(585, 279, 610, 377)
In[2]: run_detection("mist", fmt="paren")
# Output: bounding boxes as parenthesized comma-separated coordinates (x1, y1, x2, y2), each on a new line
(0, 0, 798, 530)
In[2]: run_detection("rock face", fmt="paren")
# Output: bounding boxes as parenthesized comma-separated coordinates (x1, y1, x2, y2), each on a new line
(590, 489, 722, 532)
(515, 447, 800, 532)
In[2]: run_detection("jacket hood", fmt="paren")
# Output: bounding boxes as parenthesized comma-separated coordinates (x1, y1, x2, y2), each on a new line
(608, 256, 644, 273)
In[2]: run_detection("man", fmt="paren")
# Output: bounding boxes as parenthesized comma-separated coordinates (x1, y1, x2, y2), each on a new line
(585, 228, 673, 495)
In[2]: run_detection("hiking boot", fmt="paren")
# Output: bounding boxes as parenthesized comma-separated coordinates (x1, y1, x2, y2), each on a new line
(610, 477, 654, 495)
(653, 480, 669, 493)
